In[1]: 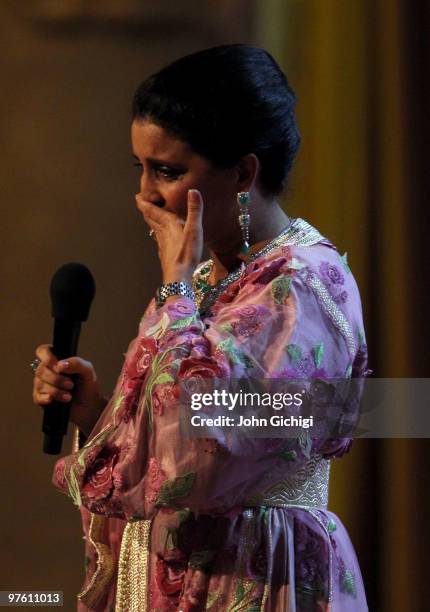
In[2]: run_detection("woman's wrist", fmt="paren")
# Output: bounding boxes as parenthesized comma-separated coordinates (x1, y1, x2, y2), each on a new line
(162, 271, 193, 285)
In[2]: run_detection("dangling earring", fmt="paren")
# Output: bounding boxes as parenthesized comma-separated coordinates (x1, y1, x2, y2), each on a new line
(237, 191, 251, 255)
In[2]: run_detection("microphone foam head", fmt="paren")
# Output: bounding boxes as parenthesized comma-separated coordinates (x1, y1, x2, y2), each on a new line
(50, 262, 96, 321)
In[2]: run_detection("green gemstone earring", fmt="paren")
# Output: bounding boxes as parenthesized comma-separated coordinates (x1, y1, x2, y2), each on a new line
(237, 191, 251, 255)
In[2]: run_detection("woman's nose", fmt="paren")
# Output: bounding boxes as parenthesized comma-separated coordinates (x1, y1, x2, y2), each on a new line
(139, 176, 164, 207)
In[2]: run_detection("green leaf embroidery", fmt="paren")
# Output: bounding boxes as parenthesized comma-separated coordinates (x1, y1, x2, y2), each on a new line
(112, 393, 125, 418)
(77, 450, 86, 469)
(236, 581, 245, 602)
(64, 465, 82, 508)
(271, 275, 292, 305)
(327, 518, 337, 533)
(345, 363, 352, 378)
(156, 472, 196, 506)
(312, 343, 324, 368)
(342, 569, 357, 597)
(211, 336, 255, 369)
(77, 424, 116, 470)
(278, 448, 297, 462)
(228, 579, 256, 612)
(229, 351, 243, 366)
(232, 580, 245, 611)
(218, 337, 234, 351)
(219, 322, 233, 333)
(77, 448, 88, 466)
(145, 312, 170, 339)
(144, 345, 184, 431)
(286, 343, 303, 364)
(169, 315, 197, 330)
(218, 338, 243, 365)
(153, 372, 175, 386)
(341, 252, 351, 273)
(358, 330, 365, 346)
(218, 338, 256, 368)
(277, 439, 297, 462)
(206, 589, 222, 610)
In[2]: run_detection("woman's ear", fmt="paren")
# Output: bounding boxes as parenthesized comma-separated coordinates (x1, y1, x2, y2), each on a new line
(235, 153, 260, 191)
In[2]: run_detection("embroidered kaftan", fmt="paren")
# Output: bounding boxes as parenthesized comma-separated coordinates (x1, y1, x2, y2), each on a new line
(52, 218, 370, 611)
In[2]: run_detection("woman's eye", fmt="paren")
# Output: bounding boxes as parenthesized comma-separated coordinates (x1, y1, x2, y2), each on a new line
(155, 166, 182, 181)
(132, 161, 183, 181)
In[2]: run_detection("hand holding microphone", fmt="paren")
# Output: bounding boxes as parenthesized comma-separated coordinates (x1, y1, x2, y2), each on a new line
(31, 263, 106, 454)
(32, 345, 107, 440)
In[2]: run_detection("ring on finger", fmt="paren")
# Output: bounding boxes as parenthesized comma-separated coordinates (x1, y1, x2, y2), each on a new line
(149, 229, 159, 240)
(30, 357, 41, 375)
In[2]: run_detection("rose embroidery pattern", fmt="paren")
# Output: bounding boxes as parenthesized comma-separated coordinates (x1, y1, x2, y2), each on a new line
(319, 261, 348, 304)
(145, 458, 168, 505)
(81, 442, 121, 502)
(120, 337, 158, 423)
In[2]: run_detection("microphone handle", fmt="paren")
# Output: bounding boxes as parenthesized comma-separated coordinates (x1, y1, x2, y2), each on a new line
(42, 319, 81, 455)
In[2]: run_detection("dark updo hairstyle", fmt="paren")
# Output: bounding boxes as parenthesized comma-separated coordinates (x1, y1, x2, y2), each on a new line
(132, 44, 300, 197)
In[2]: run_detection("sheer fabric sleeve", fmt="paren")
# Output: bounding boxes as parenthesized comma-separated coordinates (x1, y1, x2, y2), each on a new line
(52, 245, 368, 520)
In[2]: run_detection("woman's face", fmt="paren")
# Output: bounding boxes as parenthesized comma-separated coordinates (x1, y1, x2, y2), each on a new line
(131, 119, 241, 241)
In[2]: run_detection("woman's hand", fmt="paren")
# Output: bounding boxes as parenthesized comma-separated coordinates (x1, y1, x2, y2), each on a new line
(32, 344, 108, 437)
(136, 189, 204, 284)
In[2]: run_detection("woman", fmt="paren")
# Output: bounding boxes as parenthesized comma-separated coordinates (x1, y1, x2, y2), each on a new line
(32, 45, 370, 611)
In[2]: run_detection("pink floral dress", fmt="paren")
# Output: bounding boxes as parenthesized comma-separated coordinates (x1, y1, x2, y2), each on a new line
(52, 218, 371, 611)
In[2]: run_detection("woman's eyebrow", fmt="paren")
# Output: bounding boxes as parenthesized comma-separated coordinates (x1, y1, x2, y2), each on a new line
(132, 152, 187, 169)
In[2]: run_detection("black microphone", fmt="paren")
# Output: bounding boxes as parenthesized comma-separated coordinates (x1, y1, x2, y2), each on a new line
(42, 262, 96, 455)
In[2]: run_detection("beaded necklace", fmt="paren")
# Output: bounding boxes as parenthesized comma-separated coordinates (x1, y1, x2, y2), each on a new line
(192, 217, 326, 315)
